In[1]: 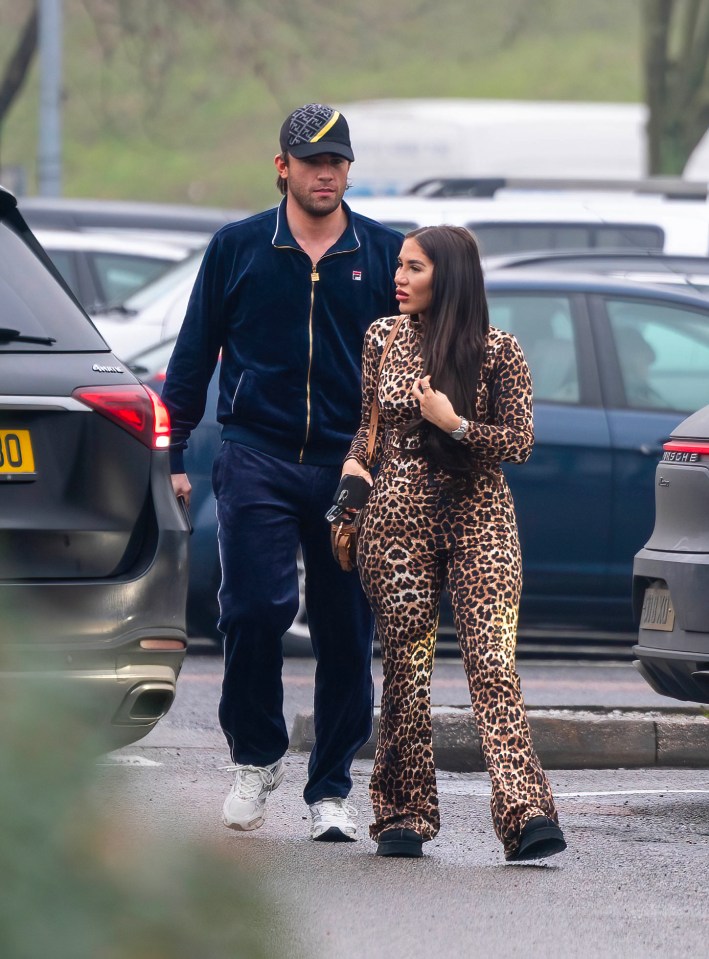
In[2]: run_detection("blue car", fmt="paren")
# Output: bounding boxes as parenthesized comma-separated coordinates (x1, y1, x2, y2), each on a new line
(129, 271, 709, 649)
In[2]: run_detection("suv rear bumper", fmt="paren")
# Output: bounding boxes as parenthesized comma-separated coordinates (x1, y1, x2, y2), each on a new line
(0, 458, 189, 748)
(632, 548, 709, 703)
(0, 624, 187, 749)
(632, 646, 709, 704)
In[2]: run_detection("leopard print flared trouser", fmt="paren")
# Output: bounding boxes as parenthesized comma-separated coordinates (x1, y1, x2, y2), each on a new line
(357, 449, 559, 857)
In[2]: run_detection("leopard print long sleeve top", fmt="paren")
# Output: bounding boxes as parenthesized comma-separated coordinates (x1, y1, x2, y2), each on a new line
(346, 314, 534, 472)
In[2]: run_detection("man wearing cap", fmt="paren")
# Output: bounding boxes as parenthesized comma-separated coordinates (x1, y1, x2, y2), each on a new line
(162, 104, 401, 841)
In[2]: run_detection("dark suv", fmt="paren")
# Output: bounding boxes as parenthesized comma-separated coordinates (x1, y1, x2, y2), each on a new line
(0, 187, 189, 748)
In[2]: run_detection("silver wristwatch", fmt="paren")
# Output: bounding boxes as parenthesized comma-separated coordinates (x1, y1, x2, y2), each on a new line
(449, 416, 469, 441)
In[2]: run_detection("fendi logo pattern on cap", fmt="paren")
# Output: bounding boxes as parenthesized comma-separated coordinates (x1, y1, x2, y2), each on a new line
(287, 104, 336, 145)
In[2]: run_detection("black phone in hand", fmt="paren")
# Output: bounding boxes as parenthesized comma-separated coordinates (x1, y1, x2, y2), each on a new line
(177, 495, 193, 534)
(325, 474, 371, 523)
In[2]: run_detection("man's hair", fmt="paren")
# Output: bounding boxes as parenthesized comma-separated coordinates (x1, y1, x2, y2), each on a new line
(276, 152, 289, 195)
(403, 225, 490, 489)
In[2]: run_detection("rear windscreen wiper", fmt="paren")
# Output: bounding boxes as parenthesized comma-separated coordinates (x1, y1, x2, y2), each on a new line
(0, 327, 56, 346)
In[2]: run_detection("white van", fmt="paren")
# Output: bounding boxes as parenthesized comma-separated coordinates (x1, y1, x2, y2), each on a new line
(339, 99, 709, 190)
(347, 192, 709, 257)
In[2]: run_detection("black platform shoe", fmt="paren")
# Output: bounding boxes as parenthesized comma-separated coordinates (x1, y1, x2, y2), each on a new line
(375, 828, 424, 858)
(507, 816, 567, 862)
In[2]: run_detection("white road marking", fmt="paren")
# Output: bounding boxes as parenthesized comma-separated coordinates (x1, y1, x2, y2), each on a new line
(556, 788, 709, 798)
(437, 783, 709, 798)
(97, 755, 161, 767)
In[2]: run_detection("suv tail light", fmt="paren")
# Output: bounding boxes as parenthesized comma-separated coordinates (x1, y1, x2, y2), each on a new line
(73, 384, 171, 449)
(663, 440, 709, 455)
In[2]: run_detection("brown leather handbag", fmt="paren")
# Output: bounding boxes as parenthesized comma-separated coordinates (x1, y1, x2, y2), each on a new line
(330, 315, 406, 572)
(330, 511, 361, 573)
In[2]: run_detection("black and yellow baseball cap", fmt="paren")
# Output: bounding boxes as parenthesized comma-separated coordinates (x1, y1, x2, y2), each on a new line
(279, 103, 354, 161)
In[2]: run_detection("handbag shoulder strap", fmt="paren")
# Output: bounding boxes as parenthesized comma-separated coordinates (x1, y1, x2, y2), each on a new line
(365, 314, 407, 468)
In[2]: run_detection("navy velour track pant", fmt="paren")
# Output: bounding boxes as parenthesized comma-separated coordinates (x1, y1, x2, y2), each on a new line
(213, 441, 374, 805)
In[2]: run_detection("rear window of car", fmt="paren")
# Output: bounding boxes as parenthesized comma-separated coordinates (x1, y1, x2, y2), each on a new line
(120, 250, 203, 313)
(90, 252, 177, 305)
(469, 222, 664, 256)
(0, 217, 107, 351)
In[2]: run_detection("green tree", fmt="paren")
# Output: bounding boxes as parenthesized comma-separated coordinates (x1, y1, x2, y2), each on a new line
(0, 1, 37, 165)
(644, 0, 709, 173)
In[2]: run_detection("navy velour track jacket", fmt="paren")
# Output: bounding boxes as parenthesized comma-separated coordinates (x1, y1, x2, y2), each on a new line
(162, 198, 402, 471)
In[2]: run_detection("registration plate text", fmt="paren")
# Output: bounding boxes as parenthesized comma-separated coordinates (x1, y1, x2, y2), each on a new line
(640, 586, 675, 632)
(0, 429, 35, 478)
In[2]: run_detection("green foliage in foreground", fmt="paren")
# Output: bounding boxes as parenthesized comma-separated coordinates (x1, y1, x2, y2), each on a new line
(0, 658, 278, 959)
(0, 0, 641, 209)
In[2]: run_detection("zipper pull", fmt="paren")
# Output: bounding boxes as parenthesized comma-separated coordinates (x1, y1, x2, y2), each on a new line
(311, 266, 320, 282)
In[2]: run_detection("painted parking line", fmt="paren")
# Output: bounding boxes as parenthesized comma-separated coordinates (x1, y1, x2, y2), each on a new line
(437, 782, 709, 798)
(97, 755, 162, 767)
(556, 788, 709, 797)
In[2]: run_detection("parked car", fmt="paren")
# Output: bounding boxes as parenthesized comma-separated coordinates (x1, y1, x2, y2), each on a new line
(632, 407, 709, 704)
(348, 193, 709, 257)
(0, 186, 189, 748)
(18, 196, 251, 250)
(485, 250, 709, 296)
(129, 271, 709, 654)
(93, 191, 709, 358)
(92, 250, 203, 359)
(35, 228, 190, 313)
(405, 175, 709, 200)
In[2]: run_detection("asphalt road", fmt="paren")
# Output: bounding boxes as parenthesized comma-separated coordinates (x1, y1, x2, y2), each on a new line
(98, 653, 709, 958)
(100, 746, 709, 959)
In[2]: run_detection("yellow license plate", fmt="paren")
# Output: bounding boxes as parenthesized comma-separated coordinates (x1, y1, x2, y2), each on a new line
(0, 429, 35, 476)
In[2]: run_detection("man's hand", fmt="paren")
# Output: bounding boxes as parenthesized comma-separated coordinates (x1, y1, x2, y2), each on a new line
(171, 472, 192, 507)
(411, 375, 461, 433)
(341, 457, 373, 486)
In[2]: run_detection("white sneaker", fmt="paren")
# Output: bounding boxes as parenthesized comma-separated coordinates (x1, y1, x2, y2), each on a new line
(309, 797, 358, 841)
(222, 760, 284, 831)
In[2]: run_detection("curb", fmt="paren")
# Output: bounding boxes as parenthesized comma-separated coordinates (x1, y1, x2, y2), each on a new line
(290, 706, 709, 771)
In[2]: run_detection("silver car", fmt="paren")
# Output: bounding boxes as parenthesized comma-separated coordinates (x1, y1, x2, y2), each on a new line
(633, 406, 709, 704)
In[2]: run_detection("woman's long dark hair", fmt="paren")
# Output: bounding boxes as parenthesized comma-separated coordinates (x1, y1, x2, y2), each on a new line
(403, 225, 489, 488)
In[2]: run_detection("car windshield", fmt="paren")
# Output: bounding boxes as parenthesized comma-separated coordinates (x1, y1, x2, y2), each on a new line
(0, 218, 106, 351)
(116, 249, 204, 313)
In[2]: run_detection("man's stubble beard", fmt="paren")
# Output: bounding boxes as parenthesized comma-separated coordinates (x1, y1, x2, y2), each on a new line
(288, 182, 345, 218)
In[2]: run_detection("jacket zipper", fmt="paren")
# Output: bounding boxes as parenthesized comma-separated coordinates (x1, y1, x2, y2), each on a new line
(300, 264, 319, 462)
(273, 231, 359, 462)
(297, 247, 363, 462)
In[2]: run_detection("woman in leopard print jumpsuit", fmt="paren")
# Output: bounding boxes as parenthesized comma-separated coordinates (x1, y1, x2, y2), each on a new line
(342, 226, 566, 861)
